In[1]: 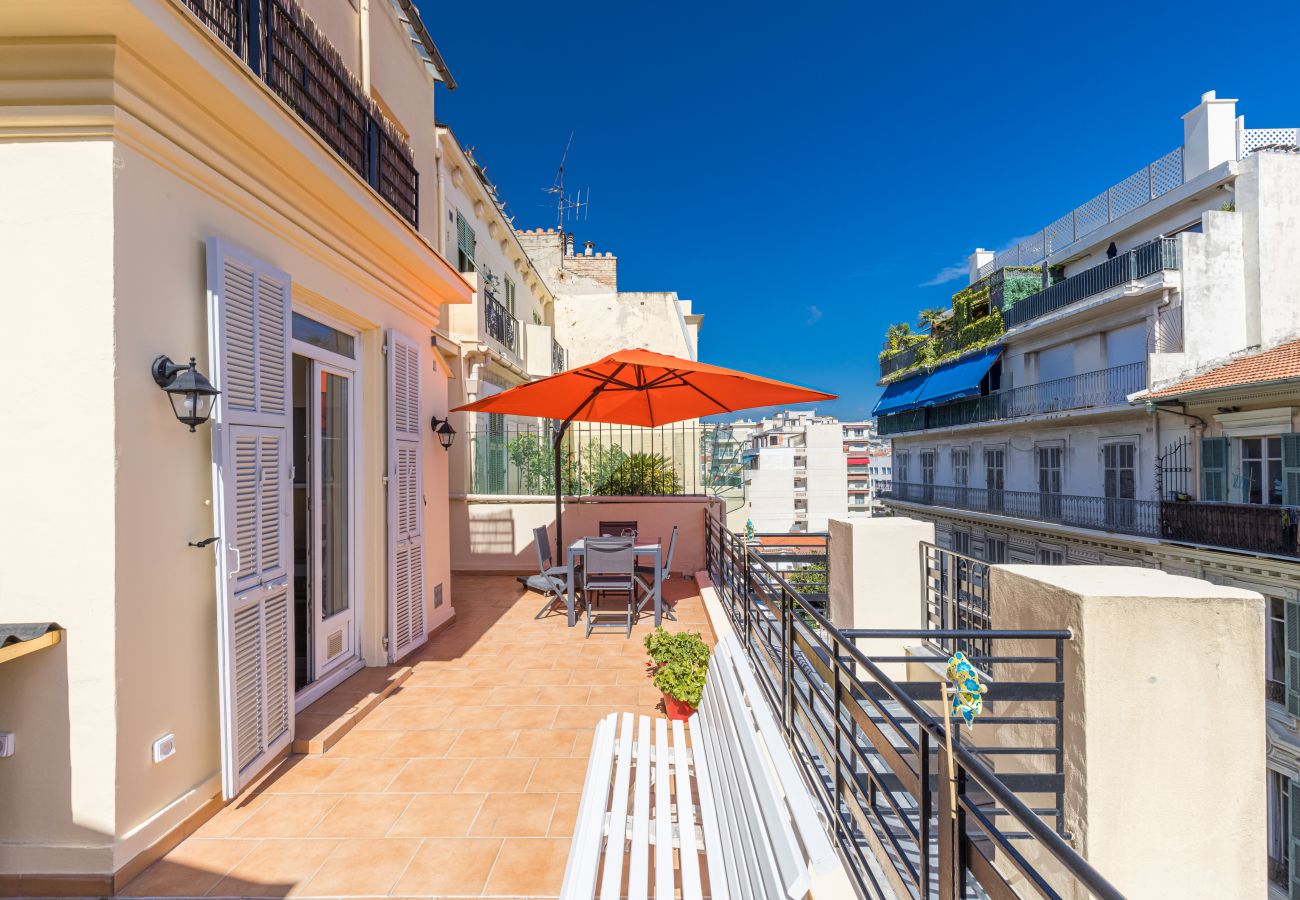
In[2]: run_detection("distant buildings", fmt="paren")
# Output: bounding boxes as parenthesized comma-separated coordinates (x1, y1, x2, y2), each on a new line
(872, 90, 1300, 890)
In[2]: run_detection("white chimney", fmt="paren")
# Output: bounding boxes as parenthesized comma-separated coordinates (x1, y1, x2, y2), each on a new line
(583, 241, 595, 257)
(1182, 90, 1238, 180)
(564, 233, 575, 256)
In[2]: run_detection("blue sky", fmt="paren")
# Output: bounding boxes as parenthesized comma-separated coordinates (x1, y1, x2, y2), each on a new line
(421, 0, 1300, 420)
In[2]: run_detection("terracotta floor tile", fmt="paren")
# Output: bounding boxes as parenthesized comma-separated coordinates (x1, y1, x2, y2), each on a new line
(553, 705, 614, 729)
(382, 730, 459, 759)
(381, 705, 453, 731)
(493, 705, 559, 729)
(388, 793, 486, 838)
(455, 758, 537, 793)
(309, 794, 411, 838)
(528, 668, 575, 685)
(509, 729, 577, 759)
(322, 730, 401, 758)
(445, 728, 520, 758)
(121, 838, 253, 896)
(437, 704, 507, 730)
(548, 793, 582, 838)
(391, 838, 504, 896)
(536, 685, 588, 706)
(438, 686, 497, 706)
(525, 759, 589, 794)
(233, 795, 340, 839)
(589, 685, 640, 707)
(487, 685, 542, 706)
(382, 685, 445, 706)
(567, 728, 598, 758)
(386, 758, 472, 793)
(483, 837, 571, 896)
(191, 793, 270, 838)
(259, 756, 343, 794)
(469, 793, 557, 838)
(315, 757, 407, 793)
(298, 838, 420, 896)
(207, 838, 338, 897)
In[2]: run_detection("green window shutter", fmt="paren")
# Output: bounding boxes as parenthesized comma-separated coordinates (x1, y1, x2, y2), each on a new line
(1282, 433, 1300, 507)
(1287, 600, 1300, 719)
(505, 277, 516, 316)
(1290, 775, 1300, 897)
(456, 213, 476, 264)
(1200, 437, 1229, 501)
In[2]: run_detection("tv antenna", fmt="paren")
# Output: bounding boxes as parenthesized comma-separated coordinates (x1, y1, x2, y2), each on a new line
(544, 131, 589, 231)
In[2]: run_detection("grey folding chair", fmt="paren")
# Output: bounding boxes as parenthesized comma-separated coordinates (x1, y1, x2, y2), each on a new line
(517, 525, 571, 619)
(582, 537, 637, 638)
(634, 525, 678, 622)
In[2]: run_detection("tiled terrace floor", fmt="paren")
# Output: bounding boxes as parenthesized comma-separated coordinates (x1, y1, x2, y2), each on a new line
(120, 574, 715, 899)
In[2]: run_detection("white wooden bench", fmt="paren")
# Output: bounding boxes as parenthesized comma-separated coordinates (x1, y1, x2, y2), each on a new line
(560, 634, 838, 900)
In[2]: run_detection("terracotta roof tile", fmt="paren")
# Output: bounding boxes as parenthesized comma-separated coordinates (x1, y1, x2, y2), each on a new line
(1148, 338, 1300, 399)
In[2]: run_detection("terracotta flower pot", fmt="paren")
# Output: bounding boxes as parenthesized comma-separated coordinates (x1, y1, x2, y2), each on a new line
(662, 693, 696, 721)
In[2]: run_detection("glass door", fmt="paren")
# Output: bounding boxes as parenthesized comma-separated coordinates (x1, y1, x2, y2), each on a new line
(311, 361, 354, 678)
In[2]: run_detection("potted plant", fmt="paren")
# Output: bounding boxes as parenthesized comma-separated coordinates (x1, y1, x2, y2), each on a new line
(643, 628, 710, 720)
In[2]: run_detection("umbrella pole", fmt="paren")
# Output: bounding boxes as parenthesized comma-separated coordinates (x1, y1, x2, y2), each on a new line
(553, 418, 573, 562)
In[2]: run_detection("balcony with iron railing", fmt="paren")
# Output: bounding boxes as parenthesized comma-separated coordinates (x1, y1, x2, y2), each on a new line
(877, 360, 1147, 436)
(484, 294, 519, 355)
(177, 0, 420, 226)
(1003, 237, 1180, 329)
(551, 338, 567, 374)
(1161, 499, 1300, 559)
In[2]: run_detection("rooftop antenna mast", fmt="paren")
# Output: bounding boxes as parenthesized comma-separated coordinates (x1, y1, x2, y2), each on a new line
(544, 131, 589, 231)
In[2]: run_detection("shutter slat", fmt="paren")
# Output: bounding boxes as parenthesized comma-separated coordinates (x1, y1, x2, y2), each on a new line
(1200, 437, 1230, 502)
(1282, 434, 1300, 507)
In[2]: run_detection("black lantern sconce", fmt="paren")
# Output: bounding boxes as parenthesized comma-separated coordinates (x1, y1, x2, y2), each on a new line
(430, 416, 457, 451)
(152, 356, 220, 432)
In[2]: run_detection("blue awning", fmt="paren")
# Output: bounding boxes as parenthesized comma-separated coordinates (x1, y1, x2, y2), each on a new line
(872, 370, 930, 416)
(872, 346, 1002, 416)
(917, 346, 1002, 406)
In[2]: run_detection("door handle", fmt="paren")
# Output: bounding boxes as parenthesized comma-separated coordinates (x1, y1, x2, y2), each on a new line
(264, 577, 289, 592)
(227, 546, 241, 578)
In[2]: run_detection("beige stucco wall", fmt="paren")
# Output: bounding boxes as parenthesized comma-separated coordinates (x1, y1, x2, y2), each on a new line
(450, 496, 720, 576)
(992, 565, 1265, 898)
(0, 3, 467, 875)
(0, 139, 120, 873)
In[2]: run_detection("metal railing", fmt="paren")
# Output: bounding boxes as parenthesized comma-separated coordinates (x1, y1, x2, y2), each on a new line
(484, 296, 519, 353)
(878, 361, 1147, 436)
(465, 421, 745, 498)
(1149, 304, 1184, 353)
(880, 342, 927, 379)
(752, 532, 829, 612)
(1160, 500, 1300, 559)
(920, 543, 991, 659)
(880, 481, 1160, 538)
(704, 514, 1123, 900)
(978, 148, 1184, 279)
(551, 339, 567, 374)
(1003, 238, 1180, 329)
(178, 0, 420, 226)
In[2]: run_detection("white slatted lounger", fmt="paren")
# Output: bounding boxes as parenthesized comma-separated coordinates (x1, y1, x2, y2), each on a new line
(560, 634, 838, 900)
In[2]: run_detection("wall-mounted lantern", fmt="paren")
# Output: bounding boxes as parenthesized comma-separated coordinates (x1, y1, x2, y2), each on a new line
(430, 416, 457, 451)
(152, 356, 220, 432)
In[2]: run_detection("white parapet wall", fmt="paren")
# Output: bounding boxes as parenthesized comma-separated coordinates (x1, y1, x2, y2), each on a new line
(991, 564, 1265, 899)
(827, 516, 934, 679)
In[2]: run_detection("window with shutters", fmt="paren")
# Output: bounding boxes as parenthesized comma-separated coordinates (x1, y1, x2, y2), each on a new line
(895, 451, 909, 484)
(1103, 441, 1137, 529)
(1241, 436, 1285, 505)
(504, 276, 516, 316)
(1037, 445, 1063, 519)
(1286, 598, 1300, 720)
(1037, 544, 1066, 565)
(387, 330, 427, 662)
(984, 447, 1005, 512)
(1200, 436, 1229, 501)
(1268, 770, 1292, 890)
(985, 534, 1008, 564)
(952, 448, 969, 487)
(1269, 597, 1287, 705)
(455, 211, 476, 273)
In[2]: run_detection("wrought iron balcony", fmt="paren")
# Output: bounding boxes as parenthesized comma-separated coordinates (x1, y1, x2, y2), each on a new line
(1003, 238, 1180, 329)
(877, 360, 1146, 436)
(879, 480, 1161, 537)
(551, 338, 567, 374)
(1160, 499, 1300, 559)
(484, 295, 518, 354)
(178, 0, 419, 226)
(879, 341, 926, 378)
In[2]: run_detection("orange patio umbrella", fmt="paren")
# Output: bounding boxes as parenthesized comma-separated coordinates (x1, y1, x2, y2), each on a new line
(452, 348, 835, 556)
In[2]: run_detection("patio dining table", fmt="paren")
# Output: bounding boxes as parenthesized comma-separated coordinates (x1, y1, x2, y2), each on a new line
(564, 536, 664, 629)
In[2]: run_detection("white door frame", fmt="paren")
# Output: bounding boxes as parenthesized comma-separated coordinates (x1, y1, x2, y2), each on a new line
(291, 330, 365, 710)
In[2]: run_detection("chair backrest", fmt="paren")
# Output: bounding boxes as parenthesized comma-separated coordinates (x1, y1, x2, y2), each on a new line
(533, 526, 552, 570)
(661, 525, 679, 576)
(583, 537, 635, 577)
(599, 520, 638, 539)
(693, 635, 838, 900)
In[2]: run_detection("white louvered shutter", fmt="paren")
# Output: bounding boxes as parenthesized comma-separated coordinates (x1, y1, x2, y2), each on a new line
(208, 238, 293, 800)
(387, 329, 427, 662)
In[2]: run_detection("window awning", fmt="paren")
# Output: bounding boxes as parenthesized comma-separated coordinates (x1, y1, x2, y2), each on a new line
(872, 347, 1002, 416)
(872, 370, 930, 417)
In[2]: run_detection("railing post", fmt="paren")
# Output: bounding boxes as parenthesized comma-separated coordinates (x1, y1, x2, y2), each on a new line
(831, 634, 844, 849)
(743, 541, 754, 651)
(245, 0, 263, 77)
(918, 729, 932, 899)
(937, 743, 955, 900)
(781, 584, 792, 731)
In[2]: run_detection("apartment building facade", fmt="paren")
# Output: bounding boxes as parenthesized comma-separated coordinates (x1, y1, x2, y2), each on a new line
(874, 91, 1300, 895)
(841, 419, 890, 516)
(740, 410, 848, 532)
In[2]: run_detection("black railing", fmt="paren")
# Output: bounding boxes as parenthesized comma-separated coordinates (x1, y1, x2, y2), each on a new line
(878, 361, 1146, 436)
(484, 296, 518, 353)
(920, 543, 991, 659)
(880, 342, 926, 378)
(178, 0, 419, 227)
(704, 515, 1123, 900)
(1160, 500, 1300, 559)
(881, 481, 1160, 537)
(752, 532, 829, 612)
(552, 339, 567, 374)
(1003, 238, 1179, 329)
